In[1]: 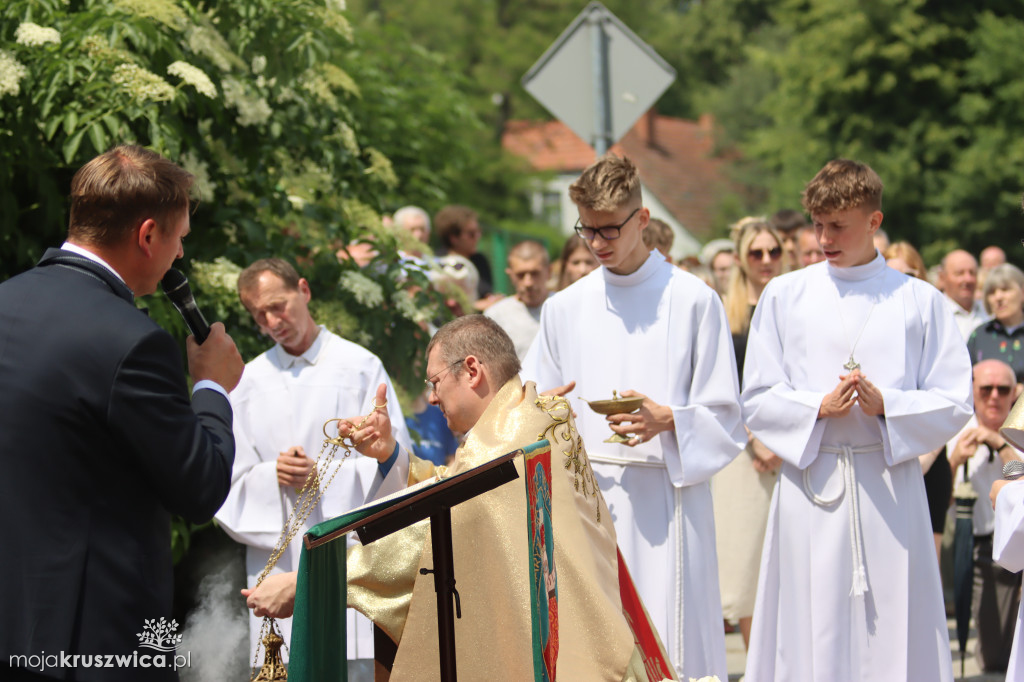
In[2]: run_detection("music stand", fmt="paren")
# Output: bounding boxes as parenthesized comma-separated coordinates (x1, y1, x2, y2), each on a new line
(305, 449, 521, 682)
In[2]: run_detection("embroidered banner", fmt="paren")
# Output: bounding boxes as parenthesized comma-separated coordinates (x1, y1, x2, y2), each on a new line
(526, 441, 558, 681)
(618, 548, 674, 680)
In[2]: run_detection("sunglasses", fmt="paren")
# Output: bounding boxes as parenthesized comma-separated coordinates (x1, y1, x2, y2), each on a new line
(747, 247, 782, 261)
(979, 384, 1013, 397)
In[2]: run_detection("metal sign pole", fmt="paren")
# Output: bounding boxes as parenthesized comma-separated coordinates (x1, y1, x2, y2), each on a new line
(590, 9, 610, 156)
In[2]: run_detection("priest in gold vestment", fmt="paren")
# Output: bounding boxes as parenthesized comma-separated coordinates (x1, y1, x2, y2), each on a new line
(245, 315, 677, 681)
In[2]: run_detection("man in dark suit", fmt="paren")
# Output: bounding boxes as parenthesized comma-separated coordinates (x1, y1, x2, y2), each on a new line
(0, 145, 244, 681)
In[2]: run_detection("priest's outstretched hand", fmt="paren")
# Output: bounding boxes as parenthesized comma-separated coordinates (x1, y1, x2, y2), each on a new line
(242, 571, 298, 619)
(337, 383, 396, 463)
(607, 390, 674, 447)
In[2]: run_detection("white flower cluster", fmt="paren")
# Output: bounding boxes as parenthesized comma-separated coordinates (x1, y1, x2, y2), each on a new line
(186, 25, 239, 72)
(337, 121, 360, 156)
(190, 257, 241, 295)
(179, 150, 215, 200)
(113, 0, 186, 29)
(112, 63, 175, 102)
(15, 22, 61, 47)
(251, 55, 267, 75)
(0, 51, 28, 98)
(340, 270, 385, 308)
(363, 147, 397, 189)
(392, 290, 431, 325)
(222, 77, 272, 127)
(167, 61, 216, 98)
(326, 0, 346, 11)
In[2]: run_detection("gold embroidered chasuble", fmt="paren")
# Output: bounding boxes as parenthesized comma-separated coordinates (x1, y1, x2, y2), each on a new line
(346, 377, 674, 681)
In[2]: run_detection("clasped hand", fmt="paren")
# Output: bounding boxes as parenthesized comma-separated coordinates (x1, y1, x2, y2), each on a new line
(818, 370, 884, 419)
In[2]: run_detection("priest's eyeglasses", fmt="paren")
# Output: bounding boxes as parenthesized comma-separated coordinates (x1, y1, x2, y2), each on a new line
(574, 208, 639, 241)
(979, 384, 1013, 397)
(425, 359, 464, 393)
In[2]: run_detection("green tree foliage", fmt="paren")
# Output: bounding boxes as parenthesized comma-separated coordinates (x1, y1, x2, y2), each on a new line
(0, 0, 526, 395)
(708, 0, 1024, 262)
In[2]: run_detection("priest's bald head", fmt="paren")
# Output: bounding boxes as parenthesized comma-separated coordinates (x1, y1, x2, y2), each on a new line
(425, 315, 521, 433)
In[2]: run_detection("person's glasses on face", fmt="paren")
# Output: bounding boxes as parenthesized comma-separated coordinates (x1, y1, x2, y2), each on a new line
(574, 208, 639, 242)
(425, 359, 464, 394)
(748, 247, 783, 262)
(979, 384, 1013, 397)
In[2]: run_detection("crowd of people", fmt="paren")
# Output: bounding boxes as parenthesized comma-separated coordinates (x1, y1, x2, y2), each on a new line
(6, 144, 1024, 682)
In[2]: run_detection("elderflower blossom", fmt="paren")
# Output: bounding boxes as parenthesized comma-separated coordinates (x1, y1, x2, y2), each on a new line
(340, 271, 384, 308)
(363, 147, 398, 189)
(15, 22, 61, 47)
(0, 51, 28, 98)
(167, 61, 216, 98)
(326, 0, 346, 11)
(190, 257, 241, 294)
(337, 121, 360, 156)
(251, 55, 267, 75)
(392, 290, 431, 325)
(221, 77, 272, 127)
(179, 150, 215, 200)
(112, 63, 175, 102)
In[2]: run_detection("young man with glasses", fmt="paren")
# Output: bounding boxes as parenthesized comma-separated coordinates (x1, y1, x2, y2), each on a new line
(523, 153, 745, 680)
(948, 359, 1024, 673)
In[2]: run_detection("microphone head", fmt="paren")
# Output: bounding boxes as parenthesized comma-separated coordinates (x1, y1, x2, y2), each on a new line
(161, 268, 190, 301)
(1003, 459, 1024, 481)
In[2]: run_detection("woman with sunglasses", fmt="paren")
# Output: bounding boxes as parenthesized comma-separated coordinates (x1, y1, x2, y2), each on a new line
(713, 217, 785, 649)
(968, 263, 1024, 383)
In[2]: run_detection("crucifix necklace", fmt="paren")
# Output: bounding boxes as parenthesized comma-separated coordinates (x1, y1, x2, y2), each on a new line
(835, 282, 881, 373)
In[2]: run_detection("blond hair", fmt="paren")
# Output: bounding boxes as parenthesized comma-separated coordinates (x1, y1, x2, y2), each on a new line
(724, 219, 781, 335)
(568, 153, 642, 212)
(802, 159, 883, 215)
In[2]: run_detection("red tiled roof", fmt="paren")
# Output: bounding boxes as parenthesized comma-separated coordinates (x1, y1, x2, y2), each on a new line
(502, 112, 737, 239)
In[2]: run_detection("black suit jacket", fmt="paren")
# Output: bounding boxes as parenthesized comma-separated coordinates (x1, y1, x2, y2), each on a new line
(0, 249, 234, 680)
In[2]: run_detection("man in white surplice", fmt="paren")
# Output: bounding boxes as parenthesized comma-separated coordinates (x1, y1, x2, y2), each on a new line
(741, 159, 973, 682)
(521, 153, 745, 680)
(214, 258, 410, 674)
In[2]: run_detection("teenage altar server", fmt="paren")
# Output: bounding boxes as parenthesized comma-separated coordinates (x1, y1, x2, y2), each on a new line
(214, 258, 410, 676)
(522, 154, 745, 679)
(741, 159, 973, 681)
(993, 473, 1024, 681)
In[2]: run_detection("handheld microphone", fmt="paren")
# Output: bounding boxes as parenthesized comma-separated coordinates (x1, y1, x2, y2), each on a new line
(161, 268, 211, 344)
(1003, 459, 1024, 481)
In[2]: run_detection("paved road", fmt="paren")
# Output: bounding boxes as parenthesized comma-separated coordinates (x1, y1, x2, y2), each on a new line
(723, 618, 1005, 681)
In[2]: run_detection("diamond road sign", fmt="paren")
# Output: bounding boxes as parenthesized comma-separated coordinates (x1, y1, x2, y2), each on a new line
(522, 2, 676, 153)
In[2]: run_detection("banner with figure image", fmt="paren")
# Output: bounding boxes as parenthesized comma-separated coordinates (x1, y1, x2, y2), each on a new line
(525, 441, 558, 681)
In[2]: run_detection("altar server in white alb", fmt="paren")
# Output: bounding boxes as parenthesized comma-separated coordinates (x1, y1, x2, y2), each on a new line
(522, 153, 745, 679)
(992, 464, 1024, 681)
(741, 159, 973, 682)
(214, 258, 411, 676)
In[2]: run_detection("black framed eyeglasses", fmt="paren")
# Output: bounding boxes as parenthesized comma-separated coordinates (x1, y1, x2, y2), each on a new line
(574, 208, 639, 242)
(979, 384, 1013, 397)
(425, 359, 464, 393)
